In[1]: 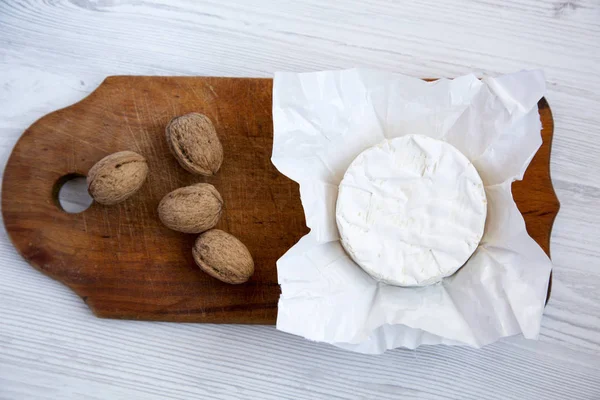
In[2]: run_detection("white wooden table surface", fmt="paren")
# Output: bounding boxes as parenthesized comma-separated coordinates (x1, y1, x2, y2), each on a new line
(1, 1, 600, 399)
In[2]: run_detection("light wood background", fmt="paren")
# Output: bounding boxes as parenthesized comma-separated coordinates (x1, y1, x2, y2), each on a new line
(1, 1, 599, 399)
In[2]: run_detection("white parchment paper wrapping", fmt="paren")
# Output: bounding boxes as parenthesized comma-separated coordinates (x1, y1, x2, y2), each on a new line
(271, 69, 552, 354)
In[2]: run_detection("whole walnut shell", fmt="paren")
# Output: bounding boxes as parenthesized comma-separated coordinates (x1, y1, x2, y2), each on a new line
(166, 113, 223, 176)
(87, 151, 148, 205)
(193, 229, 254, 284)
(158, 183, 223, 234)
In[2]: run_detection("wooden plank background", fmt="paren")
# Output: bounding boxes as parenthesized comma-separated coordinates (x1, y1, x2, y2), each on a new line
(0, 1, 599, 399)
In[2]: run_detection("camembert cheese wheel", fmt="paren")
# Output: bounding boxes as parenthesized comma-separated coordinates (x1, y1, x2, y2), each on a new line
(336, 135, 487, 286)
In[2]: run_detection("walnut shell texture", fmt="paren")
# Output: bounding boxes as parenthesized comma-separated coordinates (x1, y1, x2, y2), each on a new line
(193, 229, 254, 284)
(166, 113, 223, 176)
(158, 183, 223, 234)
(87, 151, 148, 205)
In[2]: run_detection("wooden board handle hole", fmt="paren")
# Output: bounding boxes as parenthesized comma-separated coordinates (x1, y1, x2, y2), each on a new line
(53, 173, 93, 214)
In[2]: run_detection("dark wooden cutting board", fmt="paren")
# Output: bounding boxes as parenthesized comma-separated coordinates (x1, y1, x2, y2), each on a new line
(1, 76, 559, 324)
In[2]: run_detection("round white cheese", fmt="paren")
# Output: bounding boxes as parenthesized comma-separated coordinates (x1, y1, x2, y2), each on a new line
(336, 135, 487, 286)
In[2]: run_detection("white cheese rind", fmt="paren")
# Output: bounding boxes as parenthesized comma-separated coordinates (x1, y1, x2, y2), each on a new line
(336, 134, 487, 286)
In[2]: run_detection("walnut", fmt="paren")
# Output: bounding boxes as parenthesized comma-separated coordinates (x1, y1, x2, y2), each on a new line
(158, 183, 223, 233)
(193, 229, 254, 284)
(166, 113, 223, 176)
(87, 151, 148, 205)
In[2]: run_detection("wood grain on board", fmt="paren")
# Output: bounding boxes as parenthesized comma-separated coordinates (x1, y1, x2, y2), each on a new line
(1, 76, 558, 324)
